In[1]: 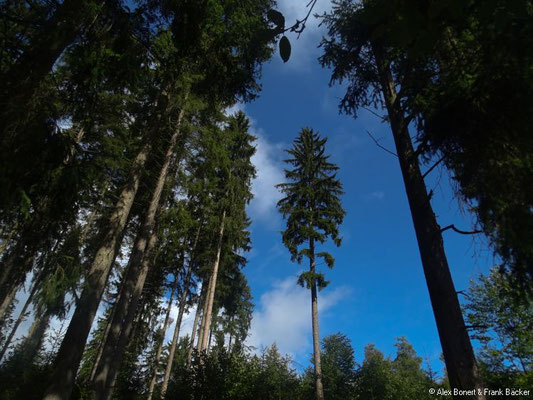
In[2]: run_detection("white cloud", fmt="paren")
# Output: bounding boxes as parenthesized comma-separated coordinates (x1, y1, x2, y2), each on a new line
(249, 133, 285, 223)
(225, 103, 286, 225)
(163, 302, 198, 344)
(247, 274, 349, 357)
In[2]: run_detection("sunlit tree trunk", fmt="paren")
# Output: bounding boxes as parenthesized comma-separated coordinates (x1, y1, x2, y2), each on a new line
(146, 274, 178, 400)
(186, 286, 206, 369)
(199, 211, 226, 352)
(42, 138, 151, 400)
(94, 105, 186, 400)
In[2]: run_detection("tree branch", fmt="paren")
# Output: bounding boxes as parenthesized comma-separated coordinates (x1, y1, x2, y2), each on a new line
(422, 156, 445, 179)
(362, 106, 386, 120)
(440, 224, 482, 235)
(284, 0, 319, 38)
(366, 130, 397, 158)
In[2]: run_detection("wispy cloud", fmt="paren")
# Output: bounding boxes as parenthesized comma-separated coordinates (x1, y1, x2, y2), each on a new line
(364, 191, 385, 201)
(247, 274, 350, 357)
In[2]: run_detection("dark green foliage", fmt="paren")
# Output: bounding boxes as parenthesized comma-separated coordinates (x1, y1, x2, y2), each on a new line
(302, 333, 357, 400)
(166, 342, 301, 400)
(354, 339, 437, 400)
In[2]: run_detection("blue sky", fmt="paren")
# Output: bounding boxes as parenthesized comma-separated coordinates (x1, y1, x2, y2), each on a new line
(7, 0, 496, 377)
(238, 0, 496, 375)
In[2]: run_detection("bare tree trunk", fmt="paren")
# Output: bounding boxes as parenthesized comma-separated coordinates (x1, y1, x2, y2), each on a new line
(199, 211, 226, 352)
(88, 267, 128, 384)
(309, 238, 324, 400)
(196, 280, 211, 354)
(0, 273, 41, 360)
(146, 274, 179, 400)
(186, 286, 206, 369)
(372, 44, 484, 399)
(93, 104, 186, 400)
(208, 324, 214, 351)
(159, 261, 194, 399)
(42, 138, 151, 400)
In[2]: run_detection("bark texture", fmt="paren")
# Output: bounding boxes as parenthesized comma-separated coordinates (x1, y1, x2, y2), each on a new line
(42, 140, 151, 400)
(93, 105, 186, 400)
(372, 44, 484, 399)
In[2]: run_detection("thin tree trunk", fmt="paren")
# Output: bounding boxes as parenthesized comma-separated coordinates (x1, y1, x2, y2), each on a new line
(42, 138, 151, 400)
(196, 280, 211, 353)
(309, 238, 324, 400)
(24, 310, 52, 362)
(199, 211, 226, 352)
(88, 267, 128, 384)
(208, 324, 214, 350)
(0, 280, 19, 326)
(146, 275, 179, 400)
(186, 286, 206, 369)
(371, 44, 484, 399)
(159, 260, 195, 399)
(93, 104, 186, 400)
(0, 273, 41, 360)
(0, 238, 40, 323)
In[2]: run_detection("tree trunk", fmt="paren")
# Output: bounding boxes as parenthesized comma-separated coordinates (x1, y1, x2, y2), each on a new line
(89, 267, 128, 384)
(186, 286, 206, 369)
(208, 324, 214, 351)
(199, 211, 226, 352)
(159, 263, 194, 399)
(146, 275, 179, 400)
(371, 44, 484, 399)
(0, 273, 41, 361)
(0, 279, 19, 326)
(42, 139, 151, 400)
(93, 104, 186, 400)
(196, 280, 211, 354)
(0, 237, 40, 324)
(309, 238, 324, 400)
(25, 310, 52, 363)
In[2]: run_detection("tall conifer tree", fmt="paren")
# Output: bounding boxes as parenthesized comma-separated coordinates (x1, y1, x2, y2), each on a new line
(277, 128, 345, 400)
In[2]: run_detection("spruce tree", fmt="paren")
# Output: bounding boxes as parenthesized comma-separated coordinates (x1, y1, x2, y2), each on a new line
(277, 127, 345, 400)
